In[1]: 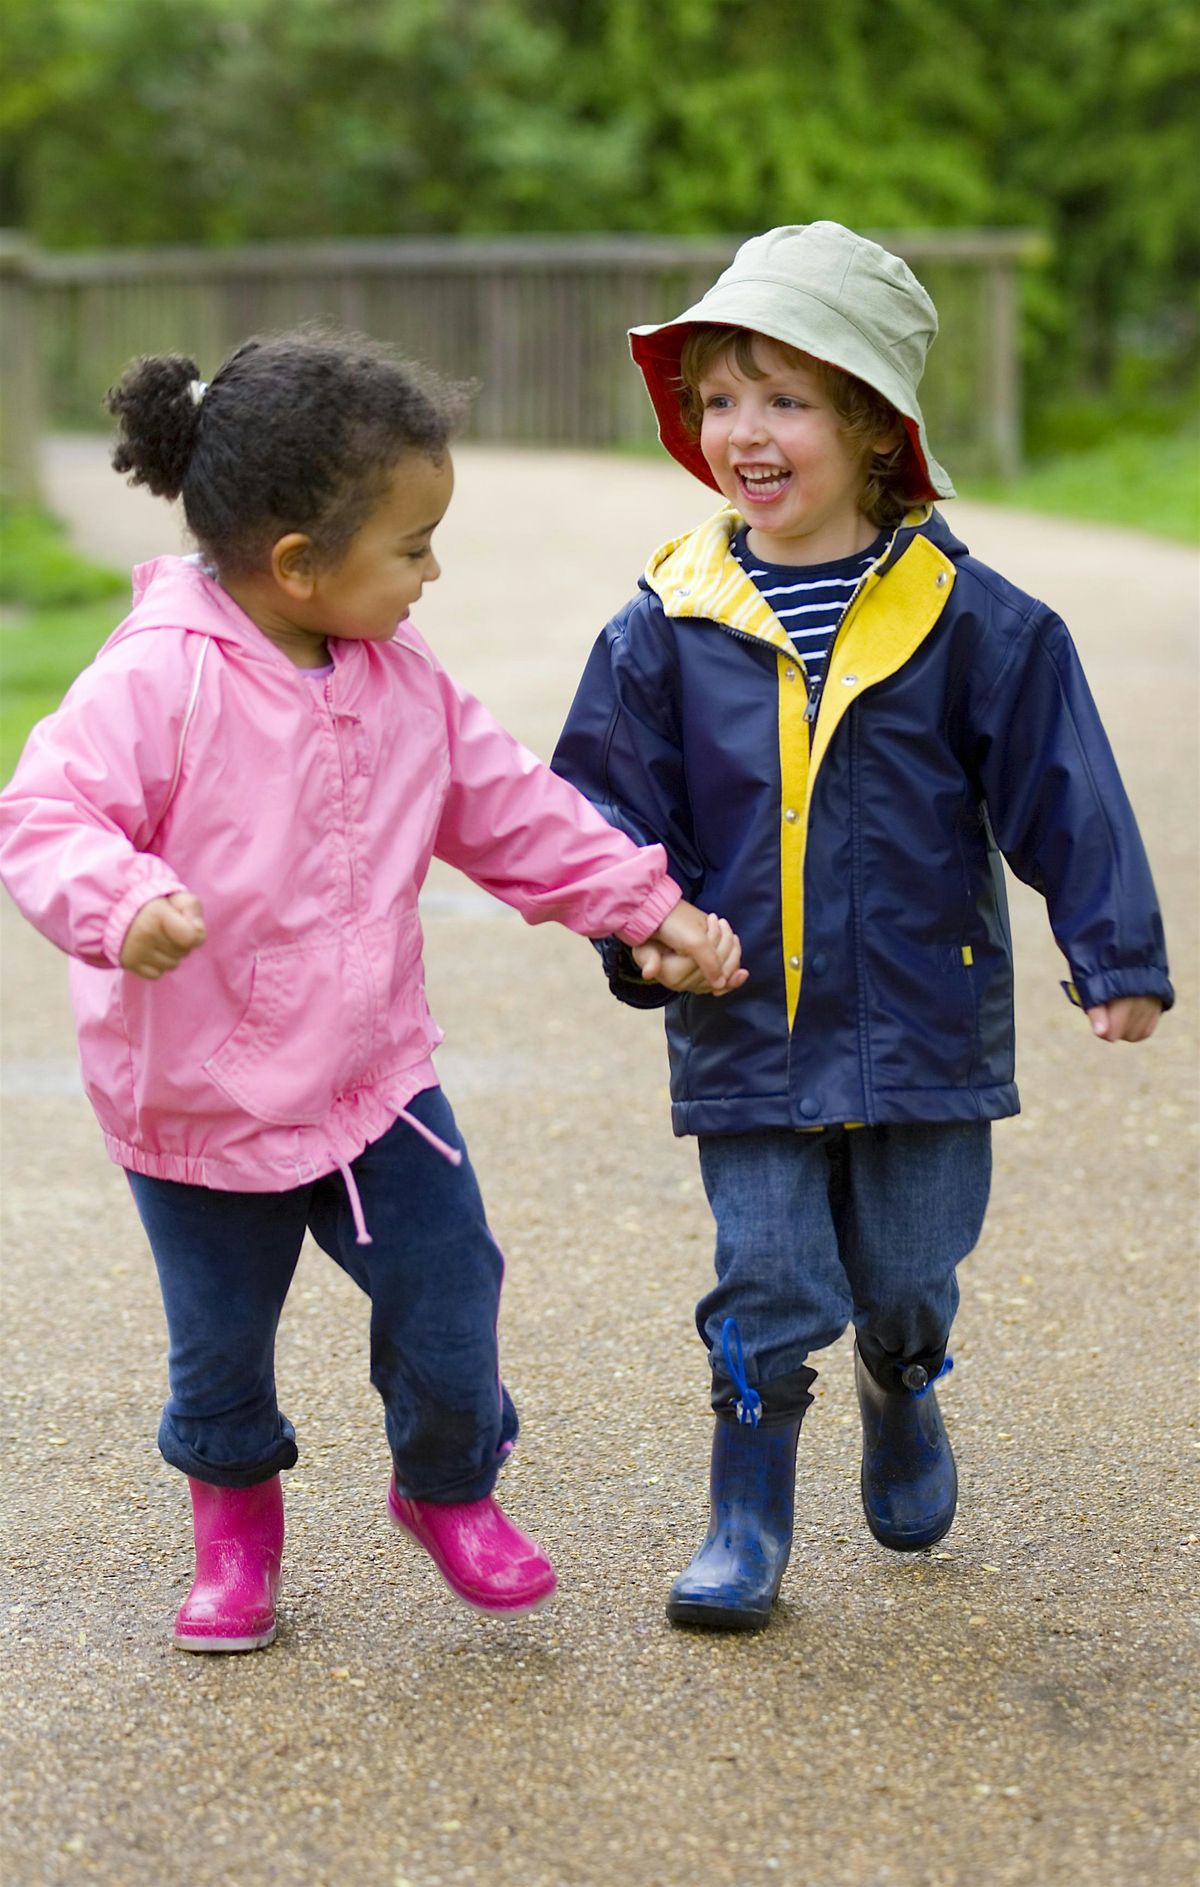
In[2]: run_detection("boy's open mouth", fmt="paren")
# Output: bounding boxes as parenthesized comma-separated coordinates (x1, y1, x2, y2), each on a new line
(735, 466, 792, 503)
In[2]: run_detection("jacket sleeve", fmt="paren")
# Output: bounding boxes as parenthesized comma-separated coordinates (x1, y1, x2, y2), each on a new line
(967, 600, 1173, 1012)
(551, 595, 706, 1008)
(0, 636, 192, 968)
(429, 656, 680, 946)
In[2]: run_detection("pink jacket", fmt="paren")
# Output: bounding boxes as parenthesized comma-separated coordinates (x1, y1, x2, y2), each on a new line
(0, 557, 679, 1195)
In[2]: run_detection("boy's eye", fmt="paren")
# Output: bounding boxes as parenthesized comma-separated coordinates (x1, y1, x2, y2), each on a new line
(701, 393, 732, 410)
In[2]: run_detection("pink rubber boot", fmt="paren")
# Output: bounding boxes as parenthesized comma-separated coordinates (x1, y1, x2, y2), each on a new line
(388, 1476, 557, 1615)
(173, 1475, 284, 1653)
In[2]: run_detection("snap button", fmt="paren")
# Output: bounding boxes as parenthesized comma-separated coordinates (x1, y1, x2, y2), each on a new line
(784, 807, 798, 823)
(784, 666, 797, 681)
(788, 954, 801, 970)
(842, 674, 858, 687)
(936, 571, 948, 587)
(675, 586, 691, 598)
(799, 1096, 820, 1119)
(811, 951, 829, 975)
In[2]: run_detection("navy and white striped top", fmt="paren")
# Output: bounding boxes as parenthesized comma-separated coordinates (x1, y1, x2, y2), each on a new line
(731, 527, 886, 713)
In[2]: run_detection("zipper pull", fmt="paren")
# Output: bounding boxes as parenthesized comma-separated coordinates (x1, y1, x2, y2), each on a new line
(803, 689, 820, 723)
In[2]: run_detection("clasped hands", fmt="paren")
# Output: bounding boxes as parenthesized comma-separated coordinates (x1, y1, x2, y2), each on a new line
(633, 903, 749, 997)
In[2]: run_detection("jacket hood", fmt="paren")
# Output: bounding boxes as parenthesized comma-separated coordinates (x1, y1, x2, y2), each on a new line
(107, 556, 281, 662)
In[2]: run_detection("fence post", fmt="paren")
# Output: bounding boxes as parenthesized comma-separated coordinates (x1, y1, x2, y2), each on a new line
(986, 260, 1021, 480)
(0, 232, 42, 504)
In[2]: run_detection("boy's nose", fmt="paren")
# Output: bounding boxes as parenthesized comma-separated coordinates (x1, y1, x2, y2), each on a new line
(729, 407, 768, 448)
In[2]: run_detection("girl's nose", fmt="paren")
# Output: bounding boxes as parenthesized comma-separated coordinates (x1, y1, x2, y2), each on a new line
(426, 552, 442, 583)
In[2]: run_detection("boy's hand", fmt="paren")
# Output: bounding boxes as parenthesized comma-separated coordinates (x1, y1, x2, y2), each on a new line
(1086, 996, 1162, 1043)
(634, 906, 749, 996)
(120, 892, 207, 979)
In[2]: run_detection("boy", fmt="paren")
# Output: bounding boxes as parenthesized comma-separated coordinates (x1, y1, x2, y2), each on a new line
(552, 222, 1171, 1631)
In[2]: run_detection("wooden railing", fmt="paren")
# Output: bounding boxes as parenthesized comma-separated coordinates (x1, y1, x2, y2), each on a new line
(1, 231, 1045, 501)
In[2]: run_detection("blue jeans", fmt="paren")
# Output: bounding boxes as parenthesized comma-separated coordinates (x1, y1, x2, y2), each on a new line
(696, 1123, 992, 1410)
(127, 1089, 518, 1501)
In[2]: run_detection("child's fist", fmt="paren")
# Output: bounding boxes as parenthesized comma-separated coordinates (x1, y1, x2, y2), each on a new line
(635, 907, 749, 996)
(120, 892, 207, 979)
(1086, 996, 1162, 1043)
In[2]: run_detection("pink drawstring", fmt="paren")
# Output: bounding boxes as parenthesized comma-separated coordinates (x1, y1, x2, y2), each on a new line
(335, 1106, 463, 1247)
(336, 1159, 373, 1247)
(395, 1104, 464, 1168)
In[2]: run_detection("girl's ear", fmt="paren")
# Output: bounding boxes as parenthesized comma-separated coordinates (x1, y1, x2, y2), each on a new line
(272, 533, 317, 600)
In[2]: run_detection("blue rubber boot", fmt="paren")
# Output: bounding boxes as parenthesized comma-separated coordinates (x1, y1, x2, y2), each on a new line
(666, 1321, 813, 1632)
(855, 1343, 957, 1551)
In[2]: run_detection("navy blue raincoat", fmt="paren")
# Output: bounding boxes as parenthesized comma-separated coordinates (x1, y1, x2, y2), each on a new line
(552, 505, 1173, 1137)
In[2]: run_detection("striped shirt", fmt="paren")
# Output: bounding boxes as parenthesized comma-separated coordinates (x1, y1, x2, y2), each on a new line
(731, 528, 886, 714)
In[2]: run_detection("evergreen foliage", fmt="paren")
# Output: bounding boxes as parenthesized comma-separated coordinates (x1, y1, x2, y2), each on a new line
(1, 0, 1197, 416)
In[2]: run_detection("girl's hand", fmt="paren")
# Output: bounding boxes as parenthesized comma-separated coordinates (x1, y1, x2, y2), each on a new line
(120, 892, 207, 979)
(634, 908, 749, 996)
(1086, 996, 1163, 1043)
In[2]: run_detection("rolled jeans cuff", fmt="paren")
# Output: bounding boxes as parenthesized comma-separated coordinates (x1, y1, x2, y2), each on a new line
(157, 1411, 298, 1487)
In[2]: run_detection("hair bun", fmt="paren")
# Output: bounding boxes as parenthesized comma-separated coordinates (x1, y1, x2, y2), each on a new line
(105, 354, 206, 500)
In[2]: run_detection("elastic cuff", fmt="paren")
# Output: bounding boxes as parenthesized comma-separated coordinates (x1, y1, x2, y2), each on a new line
(710, 1362, 817, 1423)
(611, 870, 682, 946)
(1063, 968, 1174, 1013)
(597, 936, 676, 1008)
(103, 870, 189, 966)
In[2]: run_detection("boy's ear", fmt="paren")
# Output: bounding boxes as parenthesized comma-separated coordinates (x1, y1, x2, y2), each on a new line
(271, 532, 317, 600)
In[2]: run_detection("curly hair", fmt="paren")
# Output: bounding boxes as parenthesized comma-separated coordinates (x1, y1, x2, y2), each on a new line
(676, 325, 924, 530)
(105, 326, 474, 576)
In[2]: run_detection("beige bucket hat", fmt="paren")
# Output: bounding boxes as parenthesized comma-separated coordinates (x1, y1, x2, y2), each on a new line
(629, 221, 954, 501)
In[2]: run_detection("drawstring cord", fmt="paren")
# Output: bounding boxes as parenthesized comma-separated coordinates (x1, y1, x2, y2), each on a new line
(335, 1158, 372, 1246)
(395, 1104, 463, 1169)
(335, 1105, 464, 1248)
(721, 1317, 762, 1428)
(903, 1354, 954, 1398)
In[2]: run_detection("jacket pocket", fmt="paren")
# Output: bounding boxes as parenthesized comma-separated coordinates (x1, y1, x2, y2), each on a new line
(356, 908, 442, 1080)
(204, 933, 370, 1127)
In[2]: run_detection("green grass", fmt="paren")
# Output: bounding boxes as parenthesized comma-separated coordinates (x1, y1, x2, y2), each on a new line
(0, 597, 122, 782)
(0, 504, 128, 608)
(959, 427, 1199, 542)
(0, 506, 127, 781)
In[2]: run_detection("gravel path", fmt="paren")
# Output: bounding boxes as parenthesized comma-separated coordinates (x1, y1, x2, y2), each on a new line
(1, 439, 1196, 1887)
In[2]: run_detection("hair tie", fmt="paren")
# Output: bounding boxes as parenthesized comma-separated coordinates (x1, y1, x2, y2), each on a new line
(188, 379, 209, 407)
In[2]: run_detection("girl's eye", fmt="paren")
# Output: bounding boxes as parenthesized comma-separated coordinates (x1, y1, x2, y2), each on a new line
(702, 394, 732, 411)
(773, 396, 806, 410)
(405, 545, 430, 561)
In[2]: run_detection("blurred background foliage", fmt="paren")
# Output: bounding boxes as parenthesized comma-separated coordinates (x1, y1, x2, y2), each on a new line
(1, 0, 1197, 468)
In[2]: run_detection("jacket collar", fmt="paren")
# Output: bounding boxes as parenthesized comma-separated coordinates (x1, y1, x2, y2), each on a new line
(642, 503, 963, 645)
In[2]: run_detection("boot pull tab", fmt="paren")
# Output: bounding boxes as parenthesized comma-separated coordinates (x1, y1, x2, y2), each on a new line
(721, 1318, 763, 1427)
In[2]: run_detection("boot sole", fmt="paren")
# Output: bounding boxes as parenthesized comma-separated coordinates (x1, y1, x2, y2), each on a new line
(665, 1596, 772, 1632)
(173, 1623, 277, 1653)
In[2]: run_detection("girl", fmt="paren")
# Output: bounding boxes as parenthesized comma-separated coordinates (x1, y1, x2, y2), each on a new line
(0, 329, 745, 1652)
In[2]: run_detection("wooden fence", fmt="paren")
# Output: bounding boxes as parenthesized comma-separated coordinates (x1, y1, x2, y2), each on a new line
(1, 231, 1044, 502)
